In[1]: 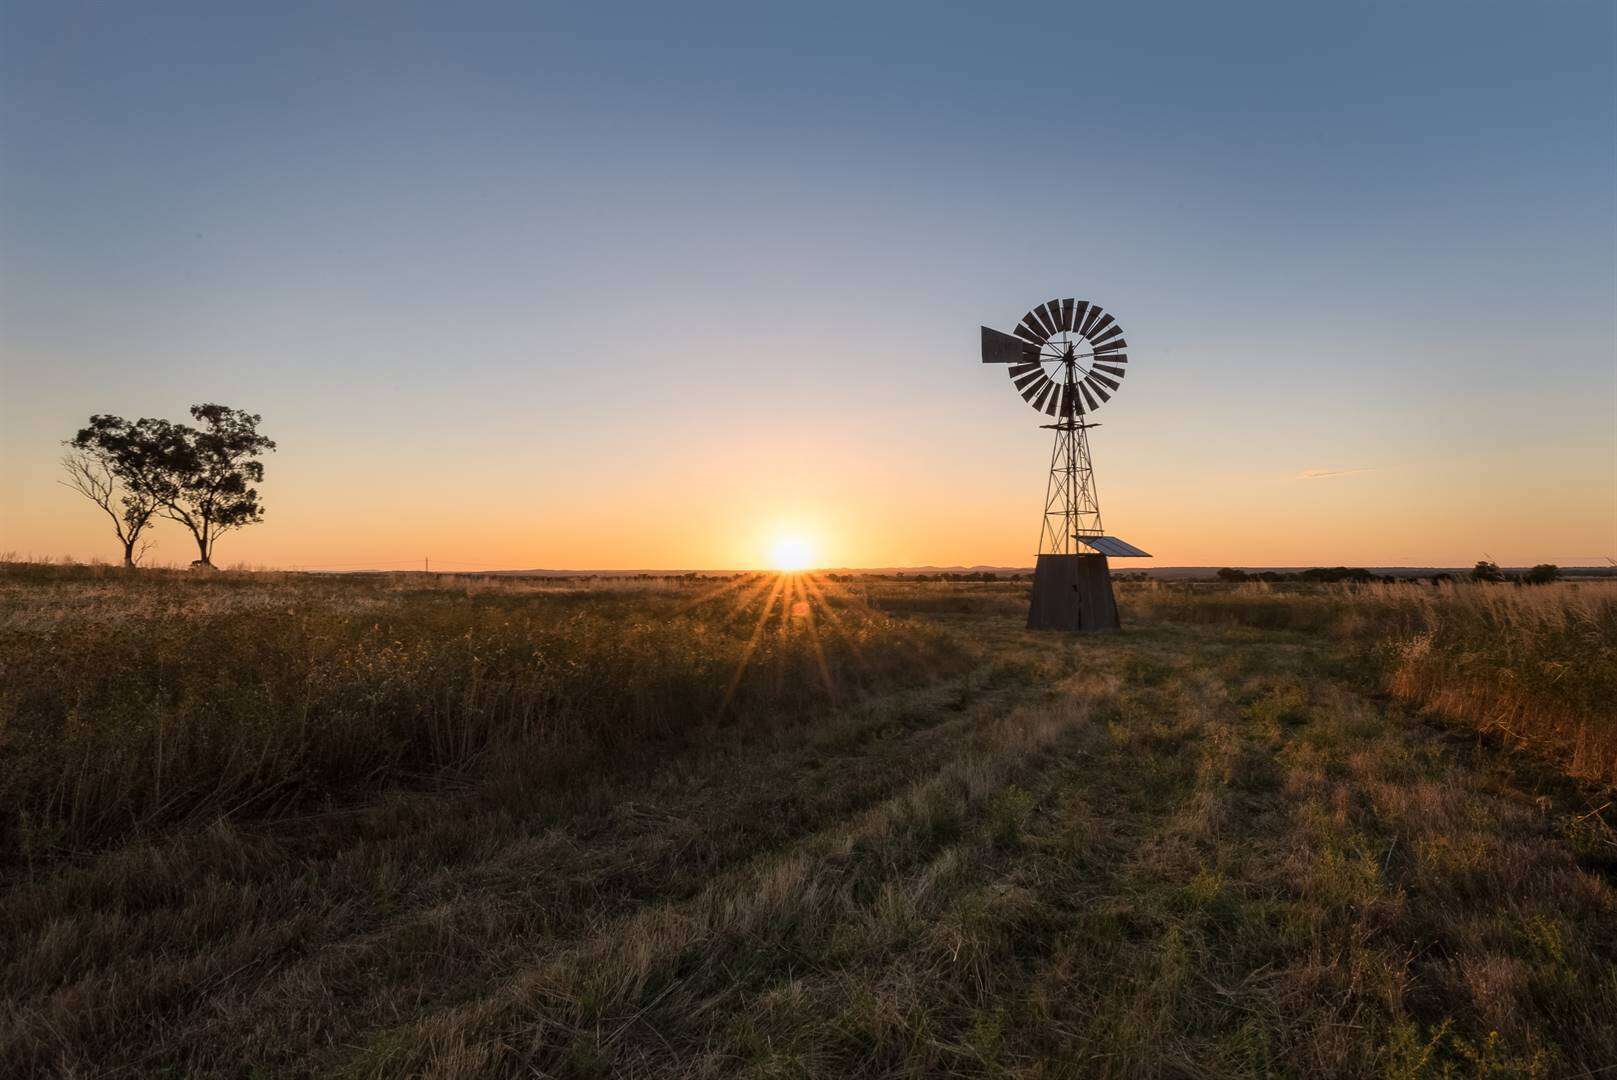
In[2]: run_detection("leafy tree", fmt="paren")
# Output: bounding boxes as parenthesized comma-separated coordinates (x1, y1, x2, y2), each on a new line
(61, 415, 167, 567)
(151, 404, 276, 567)
(1523, 563, 1558, 585)
(1471, 560, 1503, 583)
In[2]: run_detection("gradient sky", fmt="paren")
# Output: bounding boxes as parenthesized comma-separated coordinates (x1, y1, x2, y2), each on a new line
(3, 1, 1613, 570)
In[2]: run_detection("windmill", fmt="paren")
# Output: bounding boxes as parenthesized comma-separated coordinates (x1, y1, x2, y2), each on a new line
(981, 299, 1150, 631)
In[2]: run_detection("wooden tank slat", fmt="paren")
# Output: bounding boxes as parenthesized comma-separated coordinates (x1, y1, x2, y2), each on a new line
(1027, 553, 1120, 632)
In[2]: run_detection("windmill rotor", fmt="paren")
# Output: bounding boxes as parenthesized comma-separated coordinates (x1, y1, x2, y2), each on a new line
(981, 299, 1129, 419)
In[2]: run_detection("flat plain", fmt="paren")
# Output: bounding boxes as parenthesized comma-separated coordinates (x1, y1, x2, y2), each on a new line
(2, 565, 1615, 1078)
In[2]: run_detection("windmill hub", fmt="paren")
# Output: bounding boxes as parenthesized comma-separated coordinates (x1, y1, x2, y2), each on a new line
(1038, 331, 1099, 385)
(980, 298, 1151, 632)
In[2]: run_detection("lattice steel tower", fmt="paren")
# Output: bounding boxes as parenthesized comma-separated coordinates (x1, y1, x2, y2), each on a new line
(1037, 341, 1105, 555)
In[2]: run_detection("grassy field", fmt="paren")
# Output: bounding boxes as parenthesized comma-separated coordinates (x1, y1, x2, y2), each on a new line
(2, 566, 1615, 1077)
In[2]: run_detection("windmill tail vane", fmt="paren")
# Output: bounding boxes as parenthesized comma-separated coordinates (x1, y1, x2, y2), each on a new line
(980, 298, 1150, 632)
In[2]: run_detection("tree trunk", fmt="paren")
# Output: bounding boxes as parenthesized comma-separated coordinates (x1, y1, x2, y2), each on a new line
(193, 531, 212, 568)
(122, 537, 136, 568)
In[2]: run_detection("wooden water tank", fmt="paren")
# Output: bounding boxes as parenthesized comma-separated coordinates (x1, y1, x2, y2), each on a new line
(1027, 553, 1120, 632)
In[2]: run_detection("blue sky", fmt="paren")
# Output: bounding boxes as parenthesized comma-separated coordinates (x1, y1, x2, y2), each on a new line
(3, 1, 1613, 568)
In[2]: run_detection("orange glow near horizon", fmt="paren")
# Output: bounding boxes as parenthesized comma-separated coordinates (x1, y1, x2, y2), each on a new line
(3, 391, 1612, 571)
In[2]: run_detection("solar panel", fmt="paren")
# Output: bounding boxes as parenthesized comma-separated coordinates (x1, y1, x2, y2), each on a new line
(1075, 535, 1152, 558)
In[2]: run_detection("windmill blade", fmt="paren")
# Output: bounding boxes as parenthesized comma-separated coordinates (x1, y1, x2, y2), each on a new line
(1031, 305, 1059, 337)
(1083, 376, 1112, 403)
(1092, 362, 1128, 379)
(1090, 324, 1124, 346)
(1078, 382, 1100, 412)
(1088, 370, 1121, 392)
(1029, 379, 1056, 412)
(1042, 382, 1062, 415)
(1013, 368, 1045, 393)
(1091, 337, 1127, 355)
(1088, 313, 1116, 340)
(1078, 306, 1104, 337)
(1014, 319, 1045, 344)
(1020, 371, 1051, 400)
(1007, 361, 1042, 378)
(1058, 298, 1075, 330)
(1039, 301, 1065, 332)
(1070, 301, 1090, 335)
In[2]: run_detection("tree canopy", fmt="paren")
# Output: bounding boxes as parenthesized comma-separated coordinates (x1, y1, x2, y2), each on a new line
(151, 405, 277, 566)
(62, 404, 275, 567)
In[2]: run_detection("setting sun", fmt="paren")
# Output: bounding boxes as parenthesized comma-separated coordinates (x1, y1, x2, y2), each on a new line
(770, 535, 815, 572)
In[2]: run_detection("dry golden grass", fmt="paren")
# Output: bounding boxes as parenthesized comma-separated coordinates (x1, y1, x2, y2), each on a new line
(1127, 579, 1617, 783)
(1, 564, 957, 862)
(1, 566, 1614, 1077)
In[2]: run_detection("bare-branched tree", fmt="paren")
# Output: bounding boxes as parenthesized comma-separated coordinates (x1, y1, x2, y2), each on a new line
(62, 416, 167, 567)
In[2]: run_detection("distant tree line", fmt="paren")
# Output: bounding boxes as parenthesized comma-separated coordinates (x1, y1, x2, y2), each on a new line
(62, 404, 274, 568)
(823, 571, 1031, 583)
(1215, 562, 1560, 585)
(1217, 566, 1381, 583)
